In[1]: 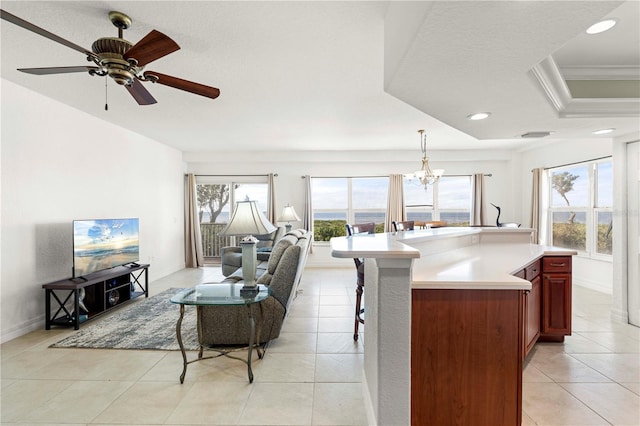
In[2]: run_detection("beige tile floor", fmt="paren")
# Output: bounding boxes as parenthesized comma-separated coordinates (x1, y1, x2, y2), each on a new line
(1, 267, 638, 425)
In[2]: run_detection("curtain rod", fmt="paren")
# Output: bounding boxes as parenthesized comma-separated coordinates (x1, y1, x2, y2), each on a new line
(531, 155, 612, 172)
(301, 173, 492, 178)
(188, 173, 278, 177)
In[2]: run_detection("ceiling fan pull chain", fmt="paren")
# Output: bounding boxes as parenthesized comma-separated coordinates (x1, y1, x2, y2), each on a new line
(105, 76, 108, 111)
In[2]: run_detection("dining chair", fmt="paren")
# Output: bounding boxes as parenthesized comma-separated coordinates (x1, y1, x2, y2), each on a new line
(392, 220, 415, 231)
(345, 222, 375, 341)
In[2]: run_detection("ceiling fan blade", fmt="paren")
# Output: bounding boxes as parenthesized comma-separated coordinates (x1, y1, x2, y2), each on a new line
(126, 79, 157, 105)
(18, 66, 98, 75)
(124, 30, 180, 67)
(0, 9, 97, 60)
(144, 71, 220, 99)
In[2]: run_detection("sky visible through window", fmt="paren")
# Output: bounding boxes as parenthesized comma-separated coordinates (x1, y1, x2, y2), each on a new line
(551, 162, 612, 208)
(312, 177, 472, 208)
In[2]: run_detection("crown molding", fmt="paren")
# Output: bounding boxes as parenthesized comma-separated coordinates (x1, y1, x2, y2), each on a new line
(530, 56, 639, 117)
(559, 65, 640, 80)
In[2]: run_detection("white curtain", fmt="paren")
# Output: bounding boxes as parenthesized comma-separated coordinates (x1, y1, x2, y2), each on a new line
(303, 175, 313, 252)
(267, 173, 277, 225)
(530, 168, 544, 243)
(385, 174, 406, 232)
(184, 174, 204, 267)
(471, 173, 487, 226)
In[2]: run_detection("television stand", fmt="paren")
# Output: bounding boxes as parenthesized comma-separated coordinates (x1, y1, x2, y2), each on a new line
(42, 264, 149, 330)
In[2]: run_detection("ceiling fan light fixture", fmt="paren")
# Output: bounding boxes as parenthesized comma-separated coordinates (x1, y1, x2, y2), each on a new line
(467, 112, 490, 120)
(586, 18, 617, 35)
(593, 128, 615, 135)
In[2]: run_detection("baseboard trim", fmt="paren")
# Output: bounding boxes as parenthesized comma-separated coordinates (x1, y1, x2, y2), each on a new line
(610, 308, 629, 324)
(362, 369, 377, 426)
(1, 315, 43, 344)
(573, 278, 612, 295)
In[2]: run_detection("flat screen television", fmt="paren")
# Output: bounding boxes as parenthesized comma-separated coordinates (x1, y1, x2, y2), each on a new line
(73, 218, 139, 278)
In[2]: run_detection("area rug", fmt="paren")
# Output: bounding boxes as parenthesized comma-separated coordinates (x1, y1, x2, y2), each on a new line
(51, 288, 200, 351)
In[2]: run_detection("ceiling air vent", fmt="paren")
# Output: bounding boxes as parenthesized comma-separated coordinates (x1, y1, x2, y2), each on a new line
(521, 131, 552, 138)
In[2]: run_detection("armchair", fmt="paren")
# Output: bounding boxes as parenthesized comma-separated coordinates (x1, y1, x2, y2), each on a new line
(198, 229, 312, 345)
(221, 225, 286, 276)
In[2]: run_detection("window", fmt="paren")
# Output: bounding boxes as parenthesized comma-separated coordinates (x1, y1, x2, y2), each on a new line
(311, 177, 388, 242)
(196, 178, 269, 258)
(547, 159, 612, 257)
(404, 176, 472, 226)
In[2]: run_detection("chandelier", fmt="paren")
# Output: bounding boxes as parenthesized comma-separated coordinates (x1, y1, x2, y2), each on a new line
(405, 129, 444, 188)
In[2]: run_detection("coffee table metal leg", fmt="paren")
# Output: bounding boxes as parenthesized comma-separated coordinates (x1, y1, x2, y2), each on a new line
(247, 305, 255, 383)
(176, 304, 188, 384)
(255, 303, 265, 359)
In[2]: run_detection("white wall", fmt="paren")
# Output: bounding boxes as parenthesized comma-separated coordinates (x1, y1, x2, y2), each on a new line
(516, 138, 614, 292)
(185, 149, 516, 267)
(612, 132, 640, 324)
(1, 80, 186, 343)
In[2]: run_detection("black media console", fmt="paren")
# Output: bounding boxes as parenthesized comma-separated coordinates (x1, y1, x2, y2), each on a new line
(42, 264, 149, 330)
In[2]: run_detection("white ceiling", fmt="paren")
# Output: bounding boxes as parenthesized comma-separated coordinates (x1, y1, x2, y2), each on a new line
(1, 1, 638, 154)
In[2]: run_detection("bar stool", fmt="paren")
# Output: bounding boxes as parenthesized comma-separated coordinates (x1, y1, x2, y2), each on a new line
(345, 222, 375, 341)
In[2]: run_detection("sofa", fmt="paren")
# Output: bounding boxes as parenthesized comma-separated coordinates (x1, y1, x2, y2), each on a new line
(220, 225, 286, 276)
(198, 229, 312, 346)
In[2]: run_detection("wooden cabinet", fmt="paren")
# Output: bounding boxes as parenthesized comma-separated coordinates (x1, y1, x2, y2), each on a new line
(516, 256, 572, 356)
(409, 254, 573, 425)
(515, 259, 542, 359)
(540, 256, 572, 340)
(524, 275, 541, 355)
(411, 289, 522, 426)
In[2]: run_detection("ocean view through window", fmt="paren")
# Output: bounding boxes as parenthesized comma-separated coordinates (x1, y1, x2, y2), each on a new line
(311, 177, 388, 241)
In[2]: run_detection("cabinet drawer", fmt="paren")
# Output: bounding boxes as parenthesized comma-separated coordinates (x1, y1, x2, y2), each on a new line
(543, 256, 572, 273)
(525, 259, 541, 280)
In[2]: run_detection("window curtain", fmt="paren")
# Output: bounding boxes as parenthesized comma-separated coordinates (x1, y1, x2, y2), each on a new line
(385, 174, 406, 232)
(303, 175, 313, 252)
(267, 173, 277, 225)
(471, 173, 487, 226)
(530, 168, 544, 244)
(184, 174, 204, 267)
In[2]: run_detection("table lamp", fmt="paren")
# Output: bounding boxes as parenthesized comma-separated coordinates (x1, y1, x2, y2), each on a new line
(277, 204, 301, 232)
(220, 200, 276, 295)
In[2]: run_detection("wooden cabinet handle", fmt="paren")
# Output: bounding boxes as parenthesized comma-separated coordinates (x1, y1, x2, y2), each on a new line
(549, 262, 566, 267)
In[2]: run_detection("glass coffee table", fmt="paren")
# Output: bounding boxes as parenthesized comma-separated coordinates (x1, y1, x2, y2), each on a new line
(170, 283, 271, 383)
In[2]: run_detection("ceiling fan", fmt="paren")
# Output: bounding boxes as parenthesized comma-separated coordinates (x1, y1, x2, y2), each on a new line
(0, 9, 220, 105)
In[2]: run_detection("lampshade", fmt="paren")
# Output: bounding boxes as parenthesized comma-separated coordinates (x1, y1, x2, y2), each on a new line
(278, 205, 301, 222)
(220, 200, 277, 236)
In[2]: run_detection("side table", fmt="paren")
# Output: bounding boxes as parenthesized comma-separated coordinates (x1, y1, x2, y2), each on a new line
(170, 283, 271, 383)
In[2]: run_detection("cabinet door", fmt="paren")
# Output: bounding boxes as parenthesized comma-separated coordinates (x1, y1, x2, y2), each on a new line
(542, 273, 572, 336)
(524, 276, 541, 356)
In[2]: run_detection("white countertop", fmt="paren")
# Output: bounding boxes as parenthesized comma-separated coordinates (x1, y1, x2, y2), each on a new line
(329, 227, 475, 259)
(330, 227, 576, 290)
(411, 242, 575, 290)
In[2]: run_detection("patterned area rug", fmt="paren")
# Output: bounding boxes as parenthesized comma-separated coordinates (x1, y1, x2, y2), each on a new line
(51, 288, 200, 350)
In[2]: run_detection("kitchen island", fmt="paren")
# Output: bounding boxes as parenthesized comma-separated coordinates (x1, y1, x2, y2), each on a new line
(330, 227, 576, 426)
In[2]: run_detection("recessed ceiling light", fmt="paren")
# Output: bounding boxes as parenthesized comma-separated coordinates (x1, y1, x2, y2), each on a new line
(586, 19, 617, 35)
(593, 128, 615, 135)
(467, 112, 490, 120)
